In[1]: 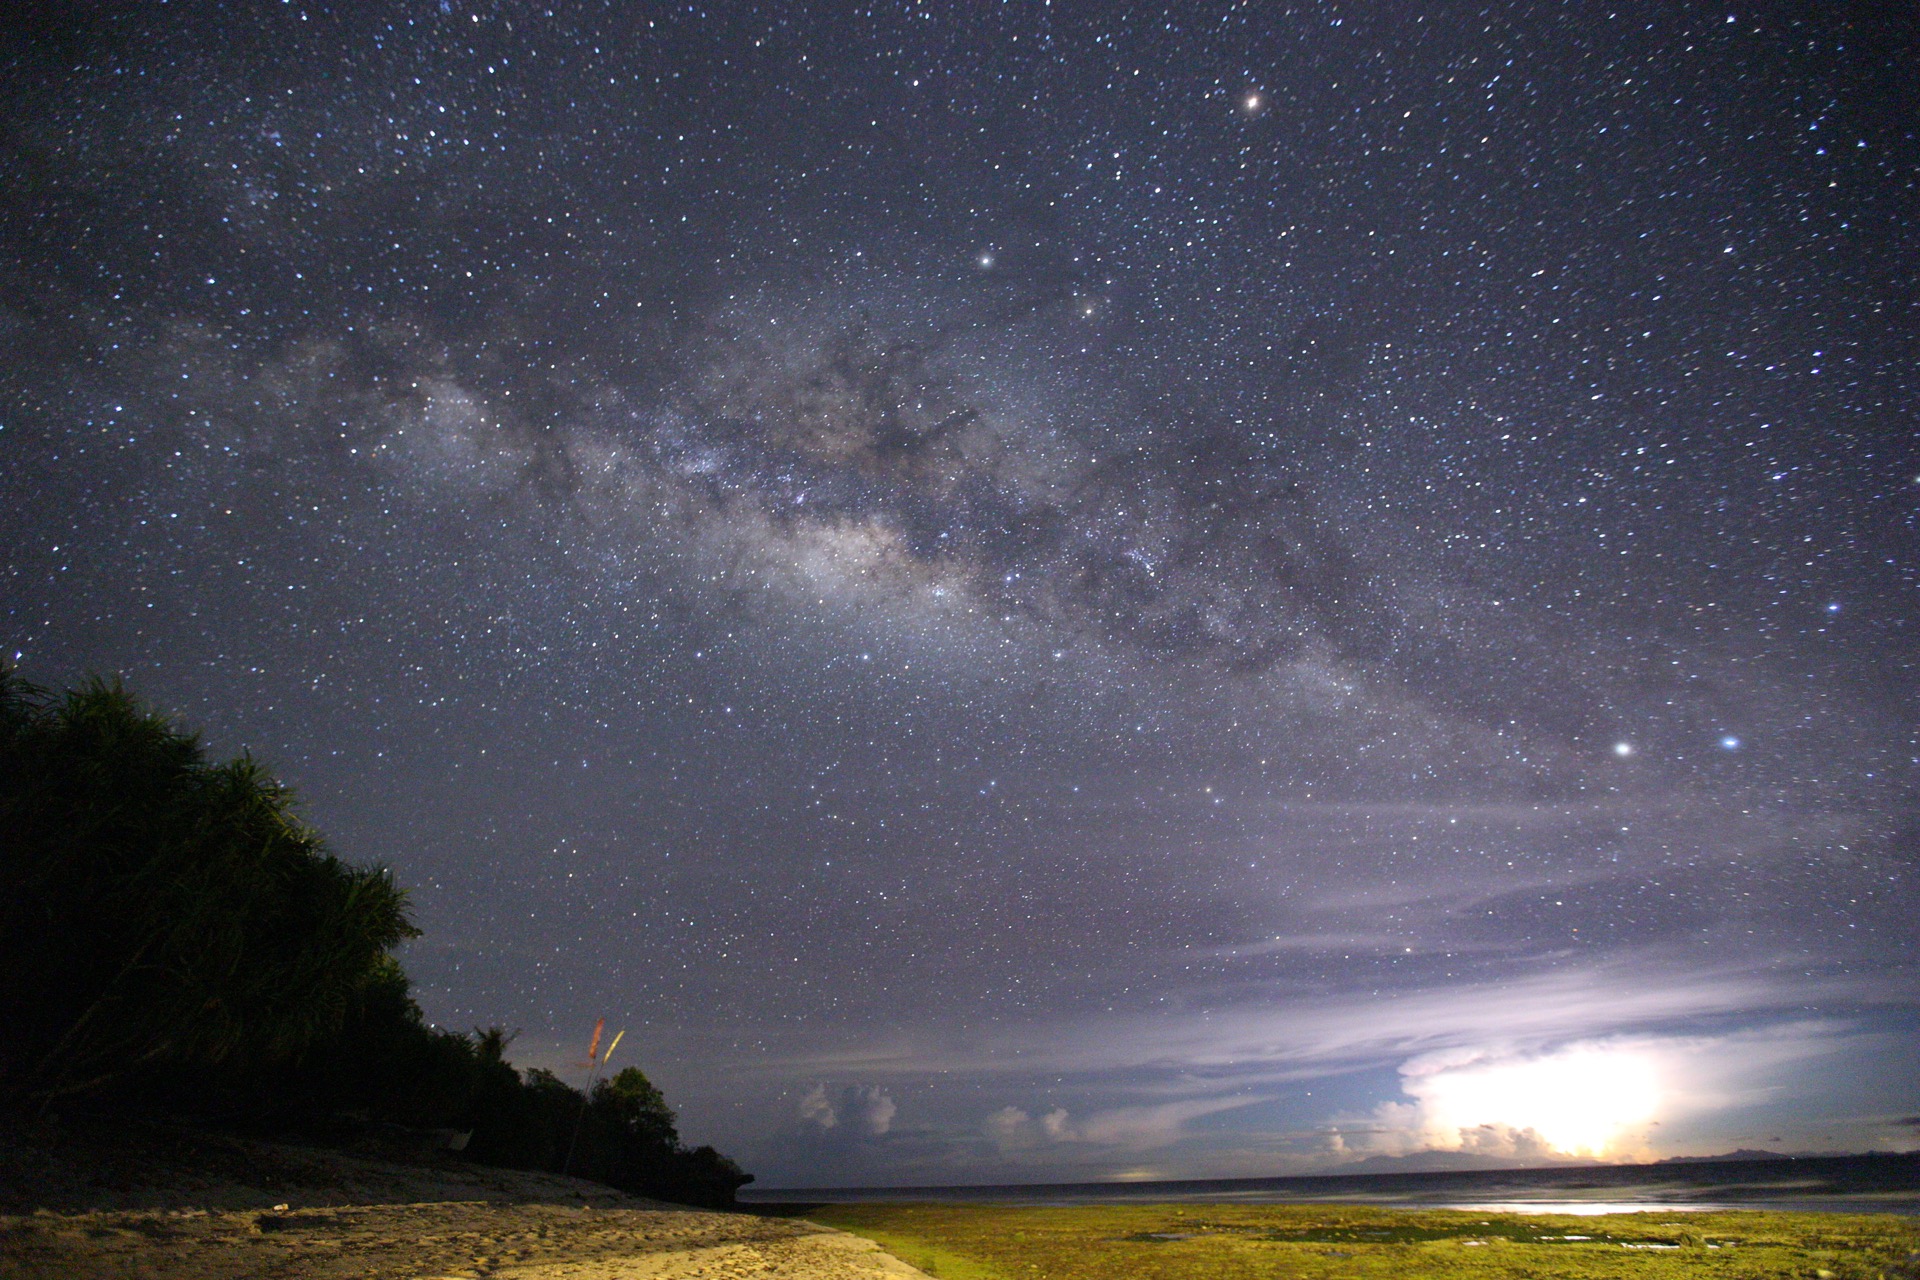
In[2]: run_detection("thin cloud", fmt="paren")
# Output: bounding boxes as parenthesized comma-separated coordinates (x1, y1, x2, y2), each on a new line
(773, 957, 1910, 1086)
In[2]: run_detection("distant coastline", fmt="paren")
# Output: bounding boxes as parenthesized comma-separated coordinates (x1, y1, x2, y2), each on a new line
(742, 1150, 1920, 1216)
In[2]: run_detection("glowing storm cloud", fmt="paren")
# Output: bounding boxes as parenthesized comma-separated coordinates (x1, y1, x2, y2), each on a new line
(1403, 1044, 1663, 1158)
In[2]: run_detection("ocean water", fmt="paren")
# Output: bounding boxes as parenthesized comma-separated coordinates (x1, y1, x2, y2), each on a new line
(741, 1153, 1920, 1216)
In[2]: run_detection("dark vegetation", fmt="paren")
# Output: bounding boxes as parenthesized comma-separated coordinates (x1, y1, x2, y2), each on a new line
(0, 666, 751, 1208)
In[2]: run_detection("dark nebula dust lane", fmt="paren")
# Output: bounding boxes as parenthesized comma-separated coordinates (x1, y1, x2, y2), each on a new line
(3, 2, 1915, 1185)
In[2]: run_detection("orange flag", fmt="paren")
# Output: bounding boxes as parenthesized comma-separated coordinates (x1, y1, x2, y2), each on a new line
(586, 1017, 606, 1063)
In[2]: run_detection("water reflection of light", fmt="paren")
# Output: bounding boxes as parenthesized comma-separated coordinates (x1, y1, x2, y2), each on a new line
(1447, 1202, 1722, 1217)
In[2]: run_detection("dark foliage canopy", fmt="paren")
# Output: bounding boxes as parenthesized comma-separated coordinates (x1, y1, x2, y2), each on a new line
(0, 665, 752, 1207)
(0, 666, 415, 1102)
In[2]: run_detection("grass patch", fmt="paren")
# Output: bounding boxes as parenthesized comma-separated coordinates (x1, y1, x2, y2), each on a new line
(806, 1202, 1920, 1280)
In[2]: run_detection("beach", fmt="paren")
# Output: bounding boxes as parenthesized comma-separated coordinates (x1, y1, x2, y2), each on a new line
(0, 1119, 930, 1280)
(6, 1120, 1917, 1278)
(0, 1200, 935, 1280)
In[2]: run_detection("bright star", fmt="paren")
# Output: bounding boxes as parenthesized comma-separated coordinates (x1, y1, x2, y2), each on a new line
(1613, 742, 1634, 757)
(1720, 735, 1741, 750)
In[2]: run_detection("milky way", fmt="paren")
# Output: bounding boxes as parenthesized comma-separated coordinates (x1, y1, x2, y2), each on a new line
(2, 3, 1915, 1185)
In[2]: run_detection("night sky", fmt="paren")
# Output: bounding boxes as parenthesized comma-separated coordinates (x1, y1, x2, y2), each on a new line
(3, 2, 1916, 1187)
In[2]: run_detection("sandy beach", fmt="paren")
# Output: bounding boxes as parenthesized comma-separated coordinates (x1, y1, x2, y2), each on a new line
(0, 1119, 928, 1280)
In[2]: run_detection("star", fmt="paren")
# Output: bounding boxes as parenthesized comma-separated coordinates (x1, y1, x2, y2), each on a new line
(2, 0, 1907, 1190)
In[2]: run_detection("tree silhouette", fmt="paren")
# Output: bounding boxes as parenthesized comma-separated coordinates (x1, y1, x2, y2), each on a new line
(0, 664, 753, 1205)
(0, 666, 416, 1103)
(595, 1066, 678, 1150)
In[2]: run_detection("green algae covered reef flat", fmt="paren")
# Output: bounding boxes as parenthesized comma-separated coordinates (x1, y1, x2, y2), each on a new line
(808, 1202, 1920, 1280)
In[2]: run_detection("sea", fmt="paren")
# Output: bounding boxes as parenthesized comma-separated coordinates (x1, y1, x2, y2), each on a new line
(740, 1153, 1920, 1216)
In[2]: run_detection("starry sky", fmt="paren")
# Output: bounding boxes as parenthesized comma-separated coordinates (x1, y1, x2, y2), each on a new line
(3, 1, 1916, 1187)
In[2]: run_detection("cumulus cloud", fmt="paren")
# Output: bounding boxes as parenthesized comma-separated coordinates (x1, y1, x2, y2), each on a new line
(985, 1097, 1261, 1154)
(769, 975, 1901, 1178)
(800, 1084, 898, 1137)
(1328, 1024, 1856, 1162)
(797, 1083, 838, 1131)
(984, 1105, 1076, 1151)
(984, 1105, 1036, 1149)
(858, 1087, 898, 1136)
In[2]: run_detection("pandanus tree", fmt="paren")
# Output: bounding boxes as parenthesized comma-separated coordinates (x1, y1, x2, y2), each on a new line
(0, 666, 416, 1103)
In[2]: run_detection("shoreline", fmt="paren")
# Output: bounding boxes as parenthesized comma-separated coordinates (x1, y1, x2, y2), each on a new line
(741, 1150, 1920, 1217)
(4, 1120, 1914, 1279)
